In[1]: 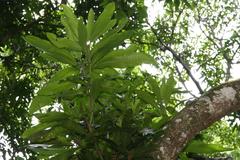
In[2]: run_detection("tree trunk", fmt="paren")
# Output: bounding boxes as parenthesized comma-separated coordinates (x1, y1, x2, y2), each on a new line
(151, 79, 240, 160)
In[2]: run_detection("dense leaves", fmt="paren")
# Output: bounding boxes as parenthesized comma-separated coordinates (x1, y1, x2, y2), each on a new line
(0, 0, 148, 159)
(22, 4, 166, 159)
(1, 0, 240, 159)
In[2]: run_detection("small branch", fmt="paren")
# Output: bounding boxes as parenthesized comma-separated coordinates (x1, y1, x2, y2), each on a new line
(170, 9, 183, 41)
(147, 22, 204, 94)
(165, 45, 204, 94)
(175, 66, 197, 98)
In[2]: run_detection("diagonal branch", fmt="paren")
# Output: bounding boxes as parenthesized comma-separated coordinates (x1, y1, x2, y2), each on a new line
(151, 79, 240, 159)
(147, 22, 204, 94)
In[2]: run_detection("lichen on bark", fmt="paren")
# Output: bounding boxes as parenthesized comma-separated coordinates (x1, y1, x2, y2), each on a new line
(151, 79, 240, 160)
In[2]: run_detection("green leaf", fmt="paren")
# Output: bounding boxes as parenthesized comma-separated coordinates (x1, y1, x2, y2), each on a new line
(151, 116, 169, 129)
(35, 112, 69, 123)
(22, 122, 58, 138)
(29, 67, 78, 114)
(78, 17, 87, 49)
(94, 46, 158, 68)
(24, 36, 76, 65)
(61, 5, 76, 19)
(112, 17, 128, 33)
(179, 153, 189, 160)
(165, 0, 173, 6)
(185, 140, 233, 154)
(104, 17, 128, 38)
(61, 5, 78, 41)
(49, 149, 76, 160)
(29, 82, 73, 114)
(90, 2, 115, 41)
(160, 75, 176, 104)
(136, 90, 157, 107)
(48, 67, 78, 82)
(182, 0, 193, 9)
(32, 147, 75, 159)
(29, 96, 54, 115)
(146, 76, 161, 101)
(174, 0, 180, 10)
(46, 33, 82, 52)
(61, 119, 84, 134)
(28, 127, 70, 144)
(87, 9, 95, 40)
(92, 31, 132, 63)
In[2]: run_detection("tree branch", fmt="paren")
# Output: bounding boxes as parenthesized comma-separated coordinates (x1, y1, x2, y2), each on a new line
(147, 22, 204, 94)
(151, 79, 240, 159)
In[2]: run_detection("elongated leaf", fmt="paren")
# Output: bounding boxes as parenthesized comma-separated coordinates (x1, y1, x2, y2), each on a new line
(185, 140, 233, 154)
(24, 36, 76, 65)
(29, 96, 54, 114)
(94, 46, 158, 68)
(61, 5, 76, 19)
(48, 67, 78, 82)
(90, 3, 115, 41)
(35, 112, 69, 123)
(61, 16, 78, 41)
(99, 17, 128, 45)
(78, 18, 87, 49)
(28, 127, 70, 144)
(87, 9, 95, 40)
(29, 67, 78, 114)
(136, 90, 157, 107)
(46, 33, 82, 52)
(29, 82, 73, 114)
(174, 0, 180, 10)
(49, 149, 76, 160)
(49, 67, 78, 82)
(107, 17, 128, 35)
(92, 31, 133, 63)
(61, 119, 84, 134)
(22, 122, 58, 138)
(102, 19, 117, 35)
(32, 147, 70, 155)
(147, 76, 161, 101)
(42, 81, 73, 96)
(160, 75, 176, 104)
(61, 5, 78, 41)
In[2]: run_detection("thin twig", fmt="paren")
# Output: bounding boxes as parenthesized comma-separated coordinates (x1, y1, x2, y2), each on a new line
(175, 66, 197, 98)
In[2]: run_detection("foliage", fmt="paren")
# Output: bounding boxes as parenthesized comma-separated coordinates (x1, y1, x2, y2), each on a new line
(22, 3, 178, 159)
(2, 0, 240, 159)
(0, 0, 148, 159)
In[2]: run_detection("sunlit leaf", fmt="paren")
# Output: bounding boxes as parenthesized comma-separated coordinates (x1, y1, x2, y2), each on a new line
(94, 45, 157, 68)
(46, 33, 82, 52)
(61, 5, 78, 41)
(78, 17, 87, 49)
(185, 140, 233, 154)
(87, 9, 95, 40)
(160, 75, 176, 104)
(92, 31, 132, 63)
(22, 122, 58, 138)
(29, 67, 78, 114)
(90, 2, 115, 41)
(24, 36, 76, 65)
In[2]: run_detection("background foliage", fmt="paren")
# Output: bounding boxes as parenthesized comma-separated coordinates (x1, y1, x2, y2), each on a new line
(1, 0, 240, 159)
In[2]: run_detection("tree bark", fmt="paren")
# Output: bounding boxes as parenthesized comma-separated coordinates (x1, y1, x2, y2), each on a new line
(151, 79, 240, 160)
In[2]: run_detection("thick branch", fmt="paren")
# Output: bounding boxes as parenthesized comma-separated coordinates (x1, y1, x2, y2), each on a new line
(151, 79, 240, 160)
